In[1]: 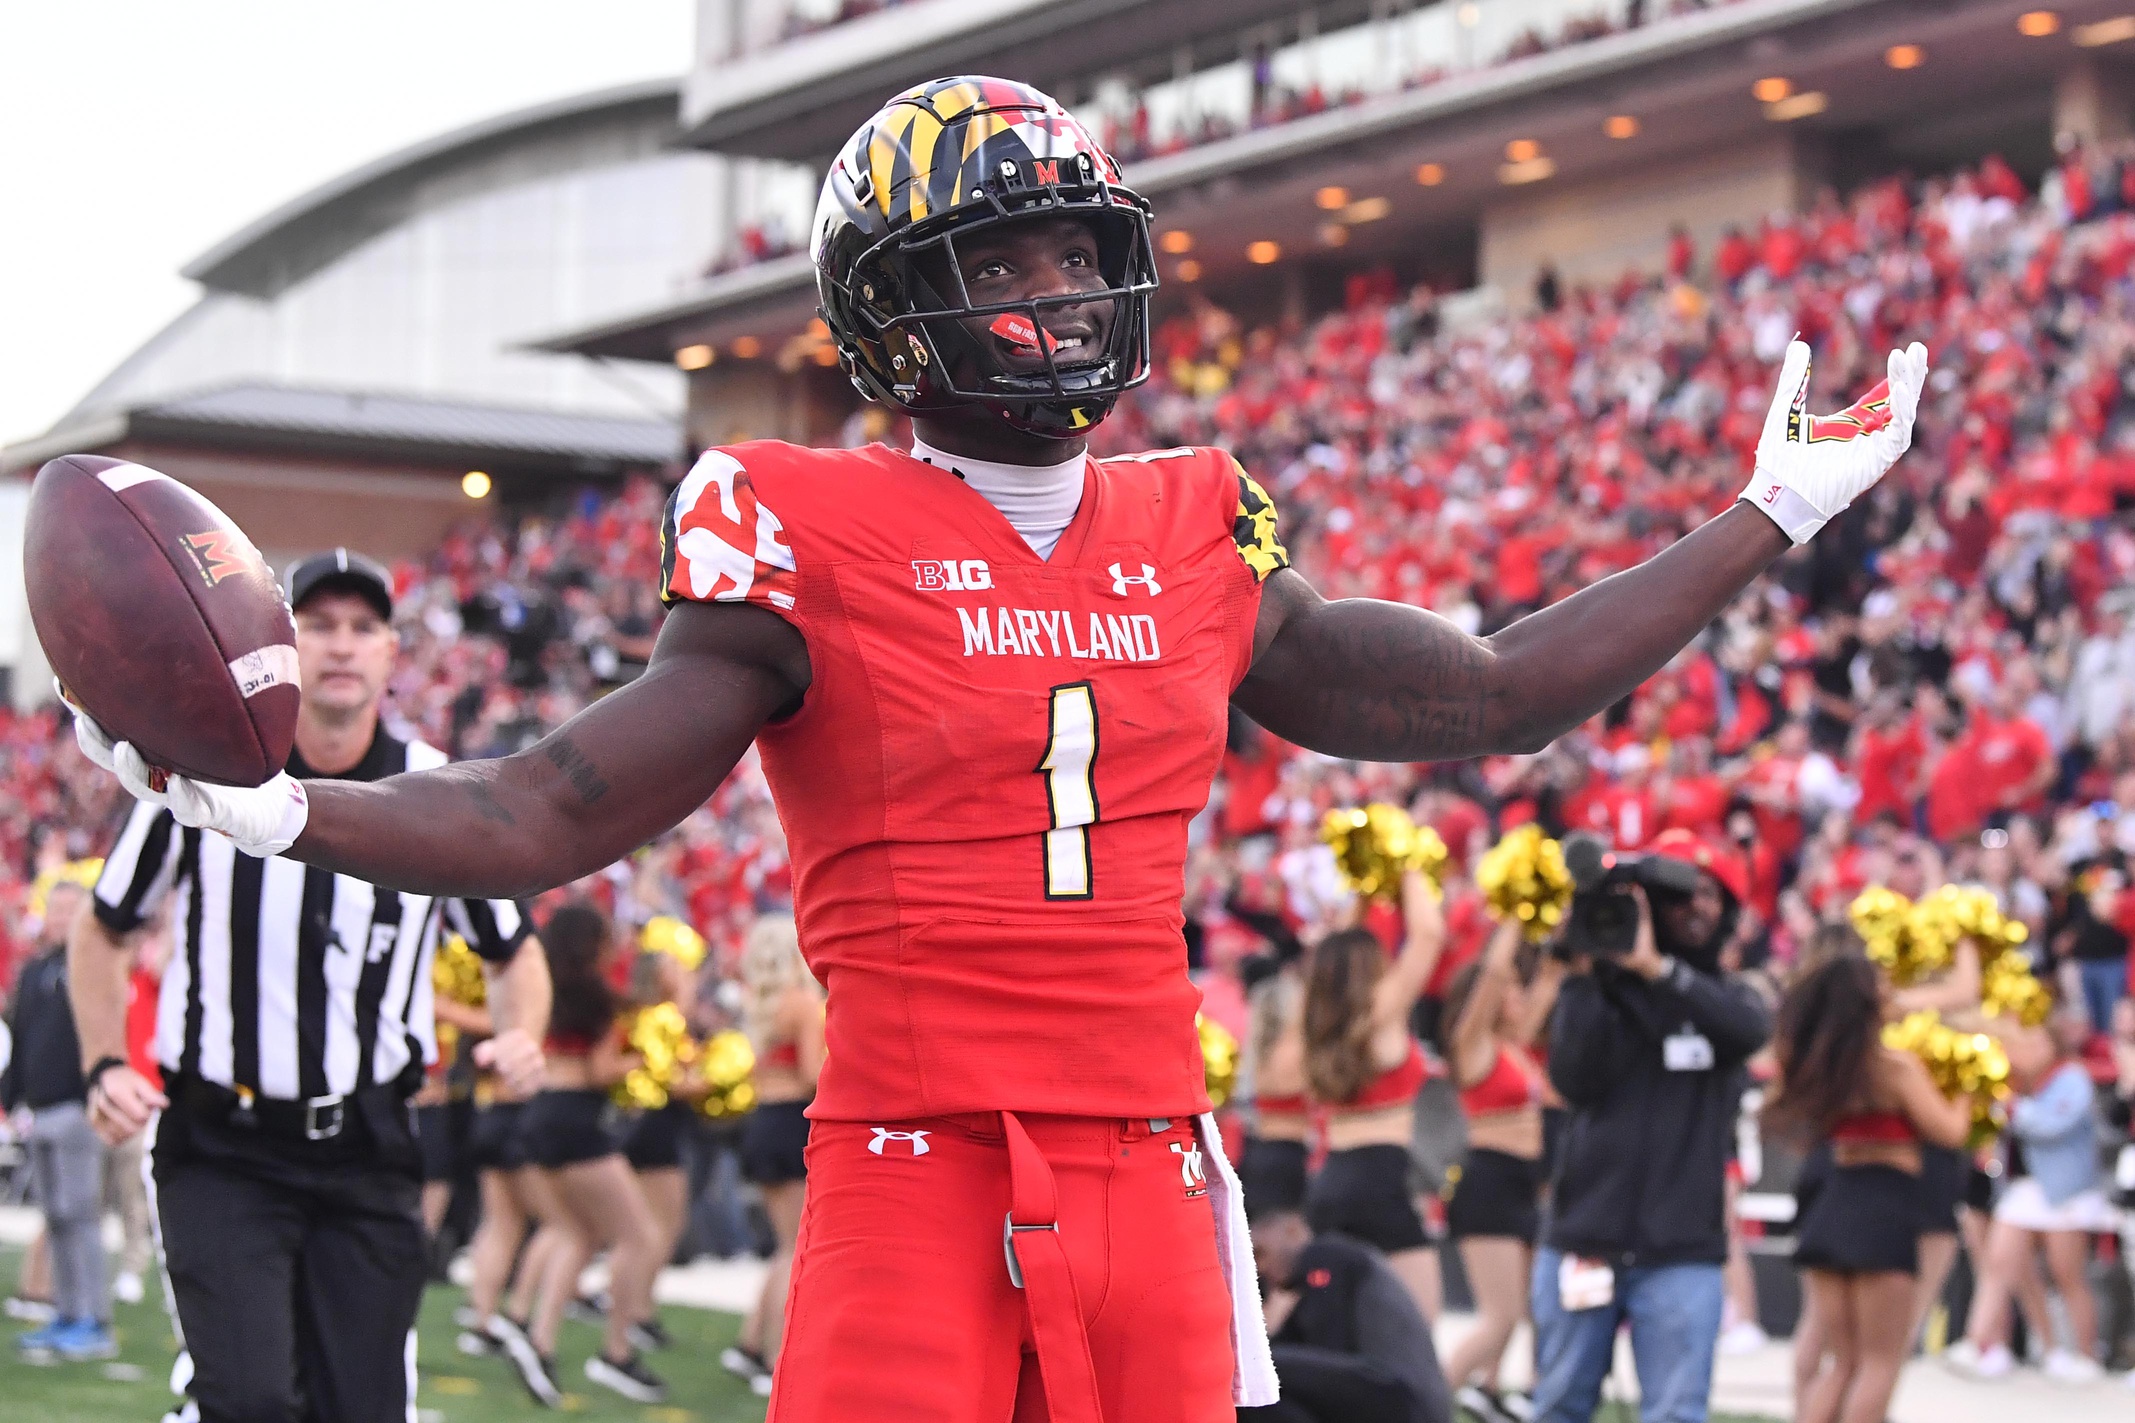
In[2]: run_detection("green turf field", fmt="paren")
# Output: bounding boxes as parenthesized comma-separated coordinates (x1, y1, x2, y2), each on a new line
(1, 1247, 768, 1423)
(3, 1247, 1782, 1423)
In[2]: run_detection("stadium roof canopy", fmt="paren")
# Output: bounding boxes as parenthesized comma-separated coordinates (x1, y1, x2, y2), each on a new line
(0, 384, 679, 479)
(681, 0, 1388, 160)
(540, 0, 2119, 364)
(186, 79, 686, 299)
(6, 76, 717, 473)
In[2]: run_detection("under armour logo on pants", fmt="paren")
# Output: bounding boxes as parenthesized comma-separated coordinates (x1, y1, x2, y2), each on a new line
(868, 1128, 932, 1156)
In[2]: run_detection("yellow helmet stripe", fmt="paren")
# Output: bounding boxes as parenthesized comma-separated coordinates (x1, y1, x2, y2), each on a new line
(906, 107, 945, 223)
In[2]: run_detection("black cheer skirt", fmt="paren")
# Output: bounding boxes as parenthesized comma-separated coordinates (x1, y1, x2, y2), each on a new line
(1794, 1163, 1921, 1276)
(1306, 1143, 1432, 1254)
(1446, 1147, 1543, 1243)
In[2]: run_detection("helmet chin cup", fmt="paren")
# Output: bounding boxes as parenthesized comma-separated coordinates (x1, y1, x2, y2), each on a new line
(815, 76, 1157, 438)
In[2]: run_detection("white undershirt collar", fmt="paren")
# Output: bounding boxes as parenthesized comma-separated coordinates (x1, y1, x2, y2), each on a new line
(911, 436, 1086, 560)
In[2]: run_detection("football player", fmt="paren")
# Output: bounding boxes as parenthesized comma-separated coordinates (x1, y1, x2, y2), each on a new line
(76, 77, 1927, 1423)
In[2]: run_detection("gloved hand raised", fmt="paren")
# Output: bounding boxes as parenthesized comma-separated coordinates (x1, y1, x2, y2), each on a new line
(64, 682, 309, 859)
(1741, 339, 1929, 544)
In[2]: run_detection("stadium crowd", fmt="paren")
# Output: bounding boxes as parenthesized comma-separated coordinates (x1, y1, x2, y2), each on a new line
(5, 142, 2135, 1412)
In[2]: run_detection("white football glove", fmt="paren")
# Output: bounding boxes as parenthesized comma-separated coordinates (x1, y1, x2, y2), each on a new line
(63, 683, 309, 859)
(1741, 339, 1929, 544)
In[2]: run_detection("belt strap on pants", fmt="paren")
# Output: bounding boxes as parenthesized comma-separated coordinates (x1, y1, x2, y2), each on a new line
(1000, 1111, 1104, 1423)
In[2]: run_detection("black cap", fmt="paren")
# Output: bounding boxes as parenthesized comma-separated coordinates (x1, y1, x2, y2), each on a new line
(285, 548, 393, 621)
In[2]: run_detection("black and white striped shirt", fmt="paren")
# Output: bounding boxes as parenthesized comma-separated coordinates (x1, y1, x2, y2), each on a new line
(91, 730, 528, 1101)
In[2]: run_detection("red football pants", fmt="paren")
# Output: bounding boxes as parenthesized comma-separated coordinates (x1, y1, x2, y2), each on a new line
(769, 1112, 1236, 1423)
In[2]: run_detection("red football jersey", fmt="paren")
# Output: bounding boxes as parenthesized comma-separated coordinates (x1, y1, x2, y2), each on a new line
(661, 441, 1289, 1120)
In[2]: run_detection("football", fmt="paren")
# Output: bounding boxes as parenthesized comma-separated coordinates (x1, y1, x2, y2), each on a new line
(25, 454, 299, 787)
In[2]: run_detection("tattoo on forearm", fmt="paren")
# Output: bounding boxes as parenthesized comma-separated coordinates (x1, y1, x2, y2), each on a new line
(467, 781, 517, 826)
(542, 735, 611, 806)
(1243, 600, 1507, 759)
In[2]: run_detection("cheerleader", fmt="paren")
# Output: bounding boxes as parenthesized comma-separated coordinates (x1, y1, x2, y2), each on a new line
(619, 944, 699, 1353)
(1885, 925, 1985, 1350)
(1766, 946, 1968, 1423)
(1240, 951, 1311, 1222)
(508, 905, 669, 1406)
(1439, 917, 1563, 1422)
(719, 914, 822, 1398)
(1301, 868, 1446, 1320)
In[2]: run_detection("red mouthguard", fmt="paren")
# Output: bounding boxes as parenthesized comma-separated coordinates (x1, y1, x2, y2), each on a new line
(989, 313, 1060, 355)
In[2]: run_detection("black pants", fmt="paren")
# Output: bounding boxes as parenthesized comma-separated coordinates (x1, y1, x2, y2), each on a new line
(151, 1086, 426, 1423)
(1238, 1344, 1431, 1423)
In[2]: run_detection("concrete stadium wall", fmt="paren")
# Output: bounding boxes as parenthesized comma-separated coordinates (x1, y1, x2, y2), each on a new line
(1479, 134, 1816, 304)
(91, 445, 483, 570)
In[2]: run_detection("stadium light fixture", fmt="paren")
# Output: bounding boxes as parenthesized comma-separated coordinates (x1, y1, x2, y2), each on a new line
(1341, 196, 1392, 224)
(461, 471, 492, 500)
(1247, 241, 1282, 264)
(1320, 224, 1350, 247)
(732, 336, 763, 358)
(1752, 76, 1791, 103)
(813, 345, 841, 367)
(2017, 11, 2060, 36)
(1605, 115, 1639, 139)
(1499, 157, 1556, 186)
(1505, 138, 1541, 163)
(1457, 3, 1479, 27)
(1314, 186, 1349, 210)
(1159, 230, 1194, 254)
(676, 343, 714, 371)
(1175, 258, 1202, 282)
(2076, 16, 2135, 45)
(1415, 162, 1446, 186)
(1885, 44, 1923, 69)
(1767, 91, 1829, 121)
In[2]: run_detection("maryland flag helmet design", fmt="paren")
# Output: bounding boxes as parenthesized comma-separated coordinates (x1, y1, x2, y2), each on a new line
(815, 76, 1157, 438)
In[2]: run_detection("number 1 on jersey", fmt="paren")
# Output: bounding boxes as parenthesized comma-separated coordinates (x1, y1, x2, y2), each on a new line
(1038, 682, 1099, 899)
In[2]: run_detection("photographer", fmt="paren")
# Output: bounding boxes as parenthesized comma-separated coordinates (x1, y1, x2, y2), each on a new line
(1530, 830, 1772, 1423)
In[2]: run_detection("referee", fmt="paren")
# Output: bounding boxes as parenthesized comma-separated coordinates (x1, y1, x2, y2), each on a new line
(66, 549, 551, 1423)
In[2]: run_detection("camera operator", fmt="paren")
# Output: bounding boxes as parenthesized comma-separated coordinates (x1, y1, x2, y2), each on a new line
(1530, 829, 1772, 1423)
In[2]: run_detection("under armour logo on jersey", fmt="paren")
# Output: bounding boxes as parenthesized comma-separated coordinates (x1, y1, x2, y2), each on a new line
(1170, 1140, 1206, 1189)
(1108, 562, 1161, 597)
(868, 1128, 932, 1157)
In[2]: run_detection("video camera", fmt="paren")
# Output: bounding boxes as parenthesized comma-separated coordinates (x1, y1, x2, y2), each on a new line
(1558, 832, 1704, 958)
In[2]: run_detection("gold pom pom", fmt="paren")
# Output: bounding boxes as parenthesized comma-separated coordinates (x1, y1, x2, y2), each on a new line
(1197, 1013, 1239, 1109)
(640, 915, 708, 972)
(1475, 824, 1574, 943)
(1882, 1009, 2011, 1146)
(1912, 885, 2027, 955)
(1321, 804, 1448, 902)
(432, 934, 488, 1010)
(1847, 887, 1952, 987)
(1980, 948, 2052, 1028)
(614, 1002, 698, 1111)
(698, 1029, 759, 1119)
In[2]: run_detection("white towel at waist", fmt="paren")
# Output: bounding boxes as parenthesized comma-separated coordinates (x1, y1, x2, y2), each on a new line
(1196, 1110, 1279, 1407)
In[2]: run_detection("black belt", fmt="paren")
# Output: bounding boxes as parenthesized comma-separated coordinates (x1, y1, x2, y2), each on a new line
(175, 1075, 393, 1143)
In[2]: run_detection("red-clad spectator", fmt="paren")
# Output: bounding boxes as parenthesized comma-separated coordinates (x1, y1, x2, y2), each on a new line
(1220, 723, 1289, 840)
(1657, 738, 1732, 837)
(1851, 690, 1931, 827)
(1928, 685, 2057, 840)
(1714, 225, 1756, 287)
(1737, 721, 1811, 865)
(1667, 223, 1695, 280)
(1760, 213, 1808, 279)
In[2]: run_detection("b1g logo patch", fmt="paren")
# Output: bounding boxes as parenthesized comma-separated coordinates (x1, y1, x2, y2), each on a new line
(181, 529, 261, 587)
(913, 559, 991, 592)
